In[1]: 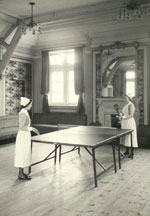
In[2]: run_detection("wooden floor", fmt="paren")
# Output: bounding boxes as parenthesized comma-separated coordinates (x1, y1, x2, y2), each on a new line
(0, 142, 150, 216)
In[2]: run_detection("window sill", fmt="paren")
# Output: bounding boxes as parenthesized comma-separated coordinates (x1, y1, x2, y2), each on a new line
(49, 105, 77, 113)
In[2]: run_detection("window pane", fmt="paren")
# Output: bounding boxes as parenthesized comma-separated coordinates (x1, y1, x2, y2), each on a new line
(52, 93, 58, 102)
(50, 56, 56, 65)
(51, 71, 64, 103)
(50, 54, 64, 65)
(52, 83, 58, 91)
(68, 71, 74, 88)
(68, 82, 74, 91)
(68, 93, 78, 103)
(126, 71, 135, 79)
(57, 93, 63, 102)
(126, 81, 135, 98)
(49, 49, 77, 105)
(55, 54, 64, 65)
(67, 53, 74, 64)
(67, 70, 77, 103)
(52, 93, 63, 103)
(52, 71, 63, 82)
(52, 83, 63, 92)
(51, 83, 63, 93)
(57, 72, 63, 81)
(57, 83, 63, 91)
(52, 72, 58, 81)
(68, 71, 74, 81)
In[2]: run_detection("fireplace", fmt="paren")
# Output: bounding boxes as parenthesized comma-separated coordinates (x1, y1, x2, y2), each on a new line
(97, 97, 126, 127)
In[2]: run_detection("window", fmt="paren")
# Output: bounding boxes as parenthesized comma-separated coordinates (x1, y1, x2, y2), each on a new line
(125, 70, 135, 98)
(48, 49, 78, 106)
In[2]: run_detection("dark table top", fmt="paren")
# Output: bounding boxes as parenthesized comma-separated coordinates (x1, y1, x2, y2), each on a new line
(31, 126, 133, 148)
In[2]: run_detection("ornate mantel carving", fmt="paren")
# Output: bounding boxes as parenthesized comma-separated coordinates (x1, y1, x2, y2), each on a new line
(97, 97, 126, 127)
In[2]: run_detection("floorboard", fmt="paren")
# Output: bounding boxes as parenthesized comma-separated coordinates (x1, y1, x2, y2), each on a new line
(0, 142, 150, 216)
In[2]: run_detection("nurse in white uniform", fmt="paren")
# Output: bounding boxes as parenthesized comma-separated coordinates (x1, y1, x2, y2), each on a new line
(120, 95, 138, 156)
(14, 97, 39, 180)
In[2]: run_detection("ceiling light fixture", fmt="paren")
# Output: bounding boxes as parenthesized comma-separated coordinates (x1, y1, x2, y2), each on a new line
(117, 0, 150, 20)
(22, 2, 42, 35)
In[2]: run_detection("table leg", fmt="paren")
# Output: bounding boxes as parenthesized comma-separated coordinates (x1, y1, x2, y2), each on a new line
(78, 147, 80, 154)
(130, 132, 133, 159)
(112, 144, 117, 173)
(28, 166, 31, 174)
(54, 144, 57, 164)
(117, 139, 121, 169)
(92, 148, 97, 187)
(59, 145, 61, 163)
(28, 141, 33, 174)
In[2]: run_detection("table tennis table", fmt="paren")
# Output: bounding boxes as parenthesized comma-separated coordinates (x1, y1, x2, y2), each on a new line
(30, 126, 133, 187)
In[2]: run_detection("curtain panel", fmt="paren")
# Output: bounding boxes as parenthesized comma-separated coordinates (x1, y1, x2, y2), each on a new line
(41, 51, 49, 113)
(74, 47, 85, 114)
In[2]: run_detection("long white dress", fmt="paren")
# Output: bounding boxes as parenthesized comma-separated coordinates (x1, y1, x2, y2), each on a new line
(121, 101, 138, 148)
(14, 109, 32, 168)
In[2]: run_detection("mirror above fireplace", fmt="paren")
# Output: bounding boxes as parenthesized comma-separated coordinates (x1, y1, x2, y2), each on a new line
(98, 41, 139, 98)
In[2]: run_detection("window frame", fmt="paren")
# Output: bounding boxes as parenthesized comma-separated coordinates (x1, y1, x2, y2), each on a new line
(48, 49, 78, 108)
(125, 70, 136, 98)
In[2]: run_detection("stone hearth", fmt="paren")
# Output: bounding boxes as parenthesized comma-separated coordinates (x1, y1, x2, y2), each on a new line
(97, 97, 126, 127)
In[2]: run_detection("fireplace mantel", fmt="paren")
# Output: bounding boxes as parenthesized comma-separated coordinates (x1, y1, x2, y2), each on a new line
(97, 97, 126, 127)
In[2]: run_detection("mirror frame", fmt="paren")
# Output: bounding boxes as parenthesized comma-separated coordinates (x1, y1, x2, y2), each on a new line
(98, 41, 139, 97)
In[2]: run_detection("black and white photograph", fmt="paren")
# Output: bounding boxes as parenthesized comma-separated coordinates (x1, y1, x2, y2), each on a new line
(0, 0, 150, 215)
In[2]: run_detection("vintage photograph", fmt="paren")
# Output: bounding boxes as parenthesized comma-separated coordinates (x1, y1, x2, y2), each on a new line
(0, 0, 150, 216)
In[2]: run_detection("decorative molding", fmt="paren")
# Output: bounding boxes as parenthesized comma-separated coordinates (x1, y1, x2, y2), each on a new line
(37, 1, 124, 26)
(1, 0, 150, 50)
(96, 41, 139, 96)
(96, 97, 126, 126)
(98, 41, 139, 52)
(103, 56, 136, 87)
(15, 17, 150, 50)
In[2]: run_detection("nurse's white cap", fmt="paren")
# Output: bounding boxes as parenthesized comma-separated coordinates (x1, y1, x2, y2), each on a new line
(20, 97, 31, 107)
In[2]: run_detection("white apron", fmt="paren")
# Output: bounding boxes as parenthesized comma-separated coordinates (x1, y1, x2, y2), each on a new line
(121, 102, 138, 148)
(14, 109, 32, 168)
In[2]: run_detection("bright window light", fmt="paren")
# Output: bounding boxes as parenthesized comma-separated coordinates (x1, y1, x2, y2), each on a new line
(126, 71, 135, 79)
(51, 71, 64, 103)
(68, 71, 78, 103)
(67, 53, 74, 64)
(49, 49, 77, 106)
(50, 54, 64, 65)
(126, 81, 135, 98)
(125, 70, 135, 98)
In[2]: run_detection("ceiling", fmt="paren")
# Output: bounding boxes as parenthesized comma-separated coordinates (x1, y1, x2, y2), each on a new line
(0, 0, 111, 19)
(0, 0, 150, 54)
